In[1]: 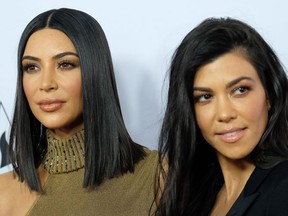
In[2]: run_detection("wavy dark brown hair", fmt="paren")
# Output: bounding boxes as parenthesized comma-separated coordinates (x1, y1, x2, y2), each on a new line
(157, 17, 288, 215)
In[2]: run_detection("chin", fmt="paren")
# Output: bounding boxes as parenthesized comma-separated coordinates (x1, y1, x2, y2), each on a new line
(40, 122, 67, 130)
(228, 154, 252, 161)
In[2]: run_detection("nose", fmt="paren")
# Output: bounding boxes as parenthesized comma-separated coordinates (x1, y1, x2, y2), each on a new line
(39, 69, 58, 92)
(216, 96, 237, 123)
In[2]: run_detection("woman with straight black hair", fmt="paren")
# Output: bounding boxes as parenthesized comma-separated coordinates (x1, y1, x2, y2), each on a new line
(0, 8, 157, 215)
(156, 17, 288, 215)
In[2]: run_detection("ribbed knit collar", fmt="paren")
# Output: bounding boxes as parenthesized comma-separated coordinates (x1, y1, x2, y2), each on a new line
(42, 129, 85, 174)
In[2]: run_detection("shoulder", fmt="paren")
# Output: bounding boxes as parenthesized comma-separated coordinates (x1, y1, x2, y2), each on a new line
(0, 171, 25, 199)
(266, 160, 288, 182)
(255, 160, 288, 192)
(262, 161, 288, 214)
(133, 148, 158, 175)
(0, 171, 16, 191)
(0, 171, 19, 214)
(268, 160, 288, 189)
(0, 171, 38, 215)
(142, 148, 158, 167)
(144, 148, 158, 160)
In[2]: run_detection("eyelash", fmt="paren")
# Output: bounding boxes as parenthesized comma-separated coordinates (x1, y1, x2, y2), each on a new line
(57, 60, 79, 70)
(22, 63, 39, 73)
(193, 86, 251, 103)
(232, 86, 251, 96)
(22, 60, 79, 73)
(194, 94, 212, 103)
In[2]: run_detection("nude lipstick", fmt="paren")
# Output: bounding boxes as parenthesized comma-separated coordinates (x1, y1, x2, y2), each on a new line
(38, 99, 65, 112)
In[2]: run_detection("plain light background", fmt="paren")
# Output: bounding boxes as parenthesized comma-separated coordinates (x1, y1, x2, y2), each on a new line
(1, 1, 288, 172)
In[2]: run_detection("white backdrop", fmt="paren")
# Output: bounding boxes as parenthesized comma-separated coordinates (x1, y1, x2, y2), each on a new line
(1, 0, 288, 172)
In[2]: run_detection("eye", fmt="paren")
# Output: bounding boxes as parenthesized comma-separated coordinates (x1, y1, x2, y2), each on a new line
(57, 60, 79, 70)
(194, 93, 213, 103)
(22, 63, 40, 73)
(233, 86, 251, 96)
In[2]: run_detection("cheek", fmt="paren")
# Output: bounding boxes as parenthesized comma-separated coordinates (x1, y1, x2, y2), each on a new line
(195, 106, 211, 133)
(22, 76, 34, 102)
(242, 96, 268, 124)
(66, 77, 82, 102)
(74, 79, 82, 97)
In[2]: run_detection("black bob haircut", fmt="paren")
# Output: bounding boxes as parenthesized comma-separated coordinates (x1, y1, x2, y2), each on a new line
(9, 8, 145, 192)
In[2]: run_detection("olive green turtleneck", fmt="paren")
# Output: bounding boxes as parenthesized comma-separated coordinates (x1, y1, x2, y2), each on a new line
(27, 129, 157, 216)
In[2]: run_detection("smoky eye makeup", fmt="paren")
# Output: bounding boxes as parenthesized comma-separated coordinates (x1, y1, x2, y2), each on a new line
(57, 58, 80, 70)
(22, 61, 39, 73)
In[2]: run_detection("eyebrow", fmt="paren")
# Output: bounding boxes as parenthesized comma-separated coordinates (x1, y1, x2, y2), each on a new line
(193, 76, 255, 92)
(22, 51, 79, 62)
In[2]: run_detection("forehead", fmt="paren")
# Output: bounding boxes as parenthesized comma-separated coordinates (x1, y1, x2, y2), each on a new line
(193, 52, 261, 86)
(23, 28, 76, 55)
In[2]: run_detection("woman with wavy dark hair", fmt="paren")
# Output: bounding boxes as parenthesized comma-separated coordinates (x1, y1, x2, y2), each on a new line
(0, 8, 157, 215)
(156, 18, 288, 215)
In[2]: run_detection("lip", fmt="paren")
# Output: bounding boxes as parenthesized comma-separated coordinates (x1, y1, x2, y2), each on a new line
(215, 128, 246, 143)
(37, 99, 65, 112)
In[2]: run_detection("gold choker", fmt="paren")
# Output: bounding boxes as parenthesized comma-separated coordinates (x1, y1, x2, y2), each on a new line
(42, 129, 85, 174)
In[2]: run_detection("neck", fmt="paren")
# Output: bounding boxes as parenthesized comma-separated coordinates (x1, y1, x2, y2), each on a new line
(42, 129, 85, 174)
(218, 156, 255, 200)
(49, 123, 84, 139)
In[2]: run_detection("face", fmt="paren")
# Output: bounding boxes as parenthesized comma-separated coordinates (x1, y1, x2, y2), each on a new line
(193, 52, 269, 162)
(22, 29, 83, 138)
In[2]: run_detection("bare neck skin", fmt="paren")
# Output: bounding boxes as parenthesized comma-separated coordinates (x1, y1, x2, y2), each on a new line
(210, 154, 255, 216)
